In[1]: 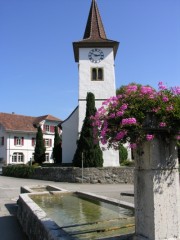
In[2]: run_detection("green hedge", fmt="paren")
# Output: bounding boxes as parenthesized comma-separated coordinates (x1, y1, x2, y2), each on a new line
(2, 165, 35, 178)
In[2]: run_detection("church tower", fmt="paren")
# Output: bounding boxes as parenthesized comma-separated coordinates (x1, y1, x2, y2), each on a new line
(62, 0, 120, 166)
(73, 0, 119, 166)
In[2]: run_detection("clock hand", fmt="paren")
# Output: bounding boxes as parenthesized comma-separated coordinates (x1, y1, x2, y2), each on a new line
(93, 53, 100, 57)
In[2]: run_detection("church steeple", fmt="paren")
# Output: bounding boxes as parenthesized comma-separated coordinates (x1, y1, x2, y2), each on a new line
(73, 0, 119, 62)
(83, 0, 107, 40)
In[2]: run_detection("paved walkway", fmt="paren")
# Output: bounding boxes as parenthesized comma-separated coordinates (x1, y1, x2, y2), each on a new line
(0, 175, 134, 240)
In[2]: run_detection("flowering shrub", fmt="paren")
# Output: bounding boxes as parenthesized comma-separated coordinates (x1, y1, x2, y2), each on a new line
(91, 82, 180, 149)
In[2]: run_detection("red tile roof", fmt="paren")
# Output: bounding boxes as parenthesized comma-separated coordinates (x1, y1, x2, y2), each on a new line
(0, 113, 62, 132)
(73, 0, 119, 62)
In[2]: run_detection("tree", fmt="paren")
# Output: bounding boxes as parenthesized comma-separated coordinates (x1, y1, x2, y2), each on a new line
(34, 126, 46, 164)
(53, 126, 62, 164)
(73, 92, 103, 167)
(119, 144, 128, 164)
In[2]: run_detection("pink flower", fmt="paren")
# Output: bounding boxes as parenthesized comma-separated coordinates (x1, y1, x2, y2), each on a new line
(140, 86, 153, 94)
(162, 96, 169, 102)
(101, 138, 107, 145)
(146, 134, 154, 141)
(120, 104, 128, 111)
(152, 107, 160, 113)
(129, 143, 137, 149)
(115, 131, 127, 140)
(116, 111, 124, 117)
(159, 122, 166, 127)
(176, 135, 180, 140)
(117, 94, 123, 99)
(171, 86, 180, 95)
(148, 94, 155, 99)
(122, 118, 137, 125)
(126, 85, 138, 94)
(109, 113, 116, 118)
(158, 81, 167, 90)
(166, 105, 174, 111)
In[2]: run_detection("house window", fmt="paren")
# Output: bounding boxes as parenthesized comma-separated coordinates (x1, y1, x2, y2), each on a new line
(44, 125, 55, 133)
(91, 68, 104, 81)
(45, 125, 50, 132)
(44, 139, 52, 147)
(32, 138, 36, 146)
(45, 153, 49, 162)
(12, 152, 24, 163)
(0, 137, 4, 146)
(14, 137, 24, 146)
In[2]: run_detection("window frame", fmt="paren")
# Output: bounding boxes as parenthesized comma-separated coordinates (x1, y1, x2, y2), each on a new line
(91, 67, 104, 81)
(14, 137, 24, 146)
(45, 153, 49, 162)
(44, 139, 52, 147)
(12, 152, 24, 163)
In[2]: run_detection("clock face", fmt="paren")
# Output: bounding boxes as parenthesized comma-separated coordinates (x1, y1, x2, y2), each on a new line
(88, 48, 104, 63)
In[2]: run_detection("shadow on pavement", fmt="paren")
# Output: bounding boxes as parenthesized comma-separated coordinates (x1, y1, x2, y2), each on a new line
(0, 203, 28, 240)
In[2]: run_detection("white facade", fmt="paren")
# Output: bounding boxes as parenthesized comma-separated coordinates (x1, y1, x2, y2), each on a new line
(78, 47, 119, 166)
(61, 107, 79, 163)
(0, 119, 60, 166)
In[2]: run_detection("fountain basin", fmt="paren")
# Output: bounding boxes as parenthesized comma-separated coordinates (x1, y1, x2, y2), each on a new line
(20, 184, 67, 194)
(17, 189, 134, 240)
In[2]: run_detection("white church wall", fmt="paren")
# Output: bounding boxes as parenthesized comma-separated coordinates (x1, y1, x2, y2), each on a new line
(78, 48, 119, 167)
(79, 96, 119, 167)
(79, 48, 116, 100)
(61, 107, 79, 164)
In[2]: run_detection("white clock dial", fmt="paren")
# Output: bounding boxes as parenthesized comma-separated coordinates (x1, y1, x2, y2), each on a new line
(88, 48, 104, 63)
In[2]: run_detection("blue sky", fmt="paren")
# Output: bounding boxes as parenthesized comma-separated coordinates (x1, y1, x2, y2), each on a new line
(0, 0, 179, 120)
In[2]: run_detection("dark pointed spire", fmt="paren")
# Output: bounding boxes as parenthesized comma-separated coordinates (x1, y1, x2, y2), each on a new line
(83, 0, 107, 40)
(73, 0, 119, 62)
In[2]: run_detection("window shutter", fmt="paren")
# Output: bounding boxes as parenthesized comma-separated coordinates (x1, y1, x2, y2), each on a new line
(32, 138, 35, 146)
(50, 139, 52, 147)
(2, 137, 4, 145)
(22, 137, 24, 145)
(50, 126, 54, 132)
(14, 137, 16, 145)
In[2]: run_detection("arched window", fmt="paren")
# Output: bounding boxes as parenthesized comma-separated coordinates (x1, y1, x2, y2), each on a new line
(91, 68, 104, 81)
(92, 68, 97, 80)
(98, 68, 103, 80)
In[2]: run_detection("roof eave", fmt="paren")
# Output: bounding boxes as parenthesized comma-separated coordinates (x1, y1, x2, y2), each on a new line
(6, 129, 37, 134)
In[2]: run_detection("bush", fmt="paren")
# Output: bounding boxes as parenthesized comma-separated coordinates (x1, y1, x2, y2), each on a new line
(2, 165, 35, 178)
(119, 144, 128, 163)
(121, 160, 135, 167)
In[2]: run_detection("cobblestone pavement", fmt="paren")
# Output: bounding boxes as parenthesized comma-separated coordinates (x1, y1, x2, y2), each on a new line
(0, 175, 134, 240)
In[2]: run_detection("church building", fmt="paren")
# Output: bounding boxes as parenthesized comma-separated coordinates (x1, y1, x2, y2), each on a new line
(62, 0, 120, 166)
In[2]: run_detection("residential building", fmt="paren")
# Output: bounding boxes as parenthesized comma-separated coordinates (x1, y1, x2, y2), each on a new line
(0, 112, 62, 166)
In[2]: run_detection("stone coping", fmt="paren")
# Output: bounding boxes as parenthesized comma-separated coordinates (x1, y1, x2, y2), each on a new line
(20, 185, 68, 194)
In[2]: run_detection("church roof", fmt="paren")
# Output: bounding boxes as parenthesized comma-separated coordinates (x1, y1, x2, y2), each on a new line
(73, 0, 119, 62)
(83, 0, 107, 40)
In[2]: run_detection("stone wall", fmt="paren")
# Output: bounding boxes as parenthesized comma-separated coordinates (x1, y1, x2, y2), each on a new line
(17, 193, 73, 240)
(31, 167, 134, 184)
